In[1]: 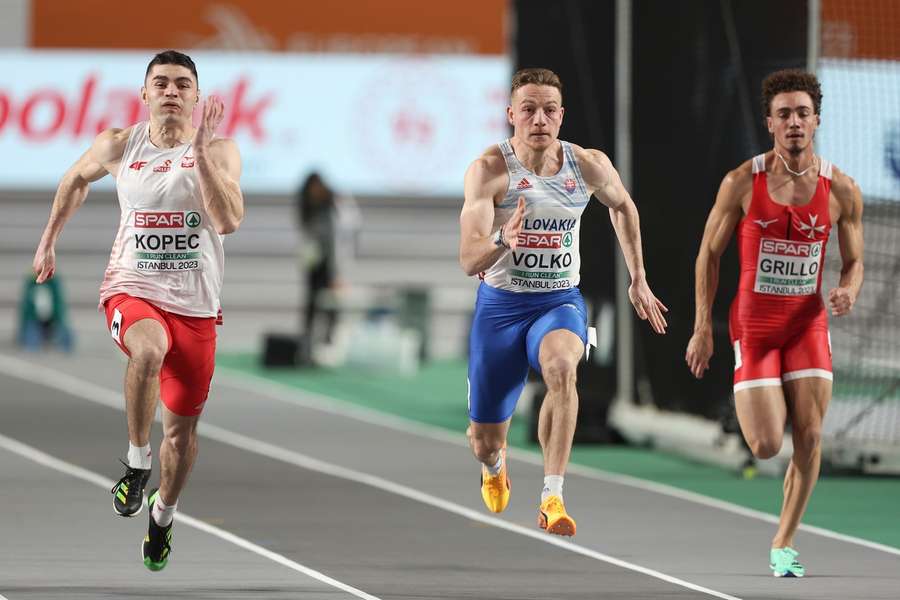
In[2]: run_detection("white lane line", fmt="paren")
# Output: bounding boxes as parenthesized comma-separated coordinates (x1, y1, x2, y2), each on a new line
(0, 433, 382, 600)
(216, 367, 900, 557)
(0, 354, 741, 600)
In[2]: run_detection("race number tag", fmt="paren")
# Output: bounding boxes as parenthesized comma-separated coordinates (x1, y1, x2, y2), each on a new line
(754, 238, 822, 296)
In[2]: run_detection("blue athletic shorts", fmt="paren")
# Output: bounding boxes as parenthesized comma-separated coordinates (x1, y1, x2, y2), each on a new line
(467, 283, 588, 424)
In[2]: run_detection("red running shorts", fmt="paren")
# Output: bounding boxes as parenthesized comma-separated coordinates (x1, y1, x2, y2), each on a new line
(104, 293, 217, 416)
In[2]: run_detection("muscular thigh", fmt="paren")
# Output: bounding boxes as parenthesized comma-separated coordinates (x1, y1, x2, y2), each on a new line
(735, 385, 788, 446)
(105, 293, 171, 356)
(781, 326, 832, 384)
(160, 314, 217, 417)
(467, 304, 530, 424)
(526, 300, 587, 374)
(782, 376, 831, 432)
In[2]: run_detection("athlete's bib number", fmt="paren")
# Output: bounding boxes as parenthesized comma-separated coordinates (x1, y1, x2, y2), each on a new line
(754, 238, 821, 296)
(133, 232, 202, 272)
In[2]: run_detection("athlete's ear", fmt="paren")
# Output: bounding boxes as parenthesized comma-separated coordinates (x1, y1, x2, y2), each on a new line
(766, 115, 774, 134)
(507, 105, 514, 126)
(140, 86, 149, 106)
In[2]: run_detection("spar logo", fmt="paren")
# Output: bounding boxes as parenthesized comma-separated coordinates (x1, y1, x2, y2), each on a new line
(760, 239, 819, 257)
(518, 231, 575, 249)
(135, 211, 184, 228)
(185, 212, 201, 228)
(0, 75, 274, 143)
(518, 232, 563, 249)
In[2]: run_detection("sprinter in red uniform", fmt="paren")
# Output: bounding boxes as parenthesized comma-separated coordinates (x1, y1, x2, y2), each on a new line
(686, 70, 864, 577)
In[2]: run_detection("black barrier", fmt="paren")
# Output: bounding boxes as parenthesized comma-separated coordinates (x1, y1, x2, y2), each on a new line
(514, 0, 808, 430)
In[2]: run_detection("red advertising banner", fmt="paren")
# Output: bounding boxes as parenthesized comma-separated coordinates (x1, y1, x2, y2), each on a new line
(32, 0, 507, 55)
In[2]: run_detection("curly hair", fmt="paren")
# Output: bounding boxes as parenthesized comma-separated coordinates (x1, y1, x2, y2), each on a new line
(761, 69, 822, 118)
(511, 68, 563, 101)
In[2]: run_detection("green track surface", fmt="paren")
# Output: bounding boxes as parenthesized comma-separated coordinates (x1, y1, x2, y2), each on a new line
(217, 353, 900, 549)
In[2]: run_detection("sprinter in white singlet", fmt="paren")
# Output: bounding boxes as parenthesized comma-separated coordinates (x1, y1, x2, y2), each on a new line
(460, 68, 668, 536)
(31, 51, 243, 571)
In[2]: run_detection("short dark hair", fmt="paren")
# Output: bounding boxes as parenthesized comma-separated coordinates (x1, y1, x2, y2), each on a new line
(761, 69, 821, 118)
(145, 50, 198, 85)
(511, 68, 562, 101)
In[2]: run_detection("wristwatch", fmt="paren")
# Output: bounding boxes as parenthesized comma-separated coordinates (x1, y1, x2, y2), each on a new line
(493, 226, 510, 249)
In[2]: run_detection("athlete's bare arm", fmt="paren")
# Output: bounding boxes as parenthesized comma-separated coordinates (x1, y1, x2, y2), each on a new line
(685, 162, 752, 378)
(828, 168, 864, 316)
(459, 147, 525, 276)
(574, 146, 667, 334)
(193, 97, 244, 235)
(32, 128, 131, 283)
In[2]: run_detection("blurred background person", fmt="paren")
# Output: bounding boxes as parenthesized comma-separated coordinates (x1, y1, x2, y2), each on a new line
(297, 171, 360, 353)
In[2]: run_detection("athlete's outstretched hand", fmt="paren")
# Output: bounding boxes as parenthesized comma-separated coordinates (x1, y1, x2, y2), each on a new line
(685, 330, 713, 379)
(628, 278, 668, 334)
(501, 196, 526, 250)
(193, 96, 225, 150)
(32, 243, 56, 284)
(828, 286, 856, 317)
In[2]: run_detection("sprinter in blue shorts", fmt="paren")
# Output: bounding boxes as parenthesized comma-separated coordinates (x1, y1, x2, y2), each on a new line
(459, 67, 668, 536)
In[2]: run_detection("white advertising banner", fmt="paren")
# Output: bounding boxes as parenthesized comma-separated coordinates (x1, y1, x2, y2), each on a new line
(818, 59, 900, 201)
(0, 50, 510, 195)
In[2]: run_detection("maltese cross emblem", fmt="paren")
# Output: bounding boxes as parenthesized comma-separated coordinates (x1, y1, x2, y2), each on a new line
(797, 213, 826, 239)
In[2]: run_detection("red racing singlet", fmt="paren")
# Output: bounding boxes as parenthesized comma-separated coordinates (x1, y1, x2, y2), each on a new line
(729, 153, 833, 346)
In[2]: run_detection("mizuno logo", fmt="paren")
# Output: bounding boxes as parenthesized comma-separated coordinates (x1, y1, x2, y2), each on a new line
(754, 218, 778, 229)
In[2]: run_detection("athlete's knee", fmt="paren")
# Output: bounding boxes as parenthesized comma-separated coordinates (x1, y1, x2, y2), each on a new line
(129, 345, 166, 377)
(541, 355, 578, 393)
(469, 432, 503, 464)
(163, 425, 197, 457)
(748, 436, 783, 459)
(792, 425, 822, 456)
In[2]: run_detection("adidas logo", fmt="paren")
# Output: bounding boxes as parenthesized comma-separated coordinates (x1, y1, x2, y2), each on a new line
(516, 178, 532, 190)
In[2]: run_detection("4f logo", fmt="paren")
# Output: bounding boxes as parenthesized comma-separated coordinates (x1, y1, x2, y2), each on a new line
(129, 161, 148, 171)
(185, 212, 201, 228)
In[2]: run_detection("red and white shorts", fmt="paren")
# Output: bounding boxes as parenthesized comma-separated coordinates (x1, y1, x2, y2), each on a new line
(104, 293, 217, 416)
(732, 326, 832, 393)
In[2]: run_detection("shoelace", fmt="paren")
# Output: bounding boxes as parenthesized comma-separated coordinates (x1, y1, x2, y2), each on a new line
(543, 497, 564, 513)
(110, 459, 144, 498)
(774, 549, 801, 569)
(483, 471, 507, 497)
(147, 513, 173, 559)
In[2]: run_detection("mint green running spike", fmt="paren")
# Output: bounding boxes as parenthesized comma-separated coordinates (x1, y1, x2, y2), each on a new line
(770, 547, 805, 578)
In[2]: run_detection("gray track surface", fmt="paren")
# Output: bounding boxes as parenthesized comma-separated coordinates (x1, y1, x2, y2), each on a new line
(1, 344, 899, 600)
